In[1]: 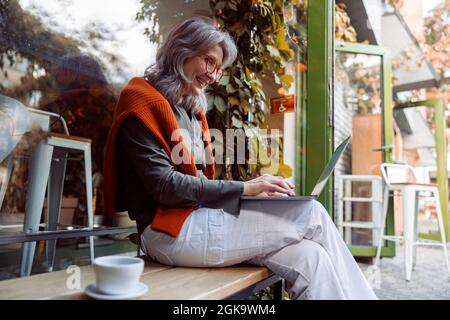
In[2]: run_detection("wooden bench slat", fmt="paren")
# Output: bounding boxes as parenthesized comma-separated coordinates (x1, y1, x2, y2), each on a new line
(0, 266, 94, 300)
(183, 266, 273, 300)
(0, 257, 274, 300)
(49, 265, 272, 300)
(0, 260, 171, 300)
(134, 265, 272, 300)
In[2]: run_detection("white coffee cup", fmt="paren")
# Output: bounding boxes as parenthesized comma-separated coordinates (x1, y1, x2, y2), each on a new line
(93, 255, 144, 295)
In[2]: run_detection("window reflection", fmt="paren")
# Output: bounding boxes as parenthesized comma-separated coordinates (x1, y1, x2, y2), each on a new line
(0, 0, 157, 218)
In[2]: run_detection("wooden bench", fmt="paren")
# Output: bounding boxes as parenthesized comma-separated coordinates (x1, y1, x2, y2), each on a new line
(0, 257, 284, 300)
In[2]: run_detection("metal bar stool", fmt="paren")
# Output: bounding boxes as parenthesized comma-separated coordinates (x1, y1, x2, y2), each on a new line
(374, 163, 450, 281)
(20, 110, 94, 276)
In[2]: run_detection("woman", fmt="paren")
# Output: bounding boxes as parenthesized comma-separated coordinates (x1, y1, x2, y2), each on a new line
(103, 16, 377, 300)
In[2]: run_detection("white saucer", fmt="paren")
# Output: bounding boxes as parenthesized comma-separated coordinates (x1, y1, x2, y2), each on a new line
(84, 282, 148, 300)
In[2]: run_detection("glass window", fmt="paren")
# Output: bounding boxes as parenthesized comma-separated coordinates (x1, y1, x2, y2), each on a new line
(0, 0, 307, 218)
(334, 50, 383, 246)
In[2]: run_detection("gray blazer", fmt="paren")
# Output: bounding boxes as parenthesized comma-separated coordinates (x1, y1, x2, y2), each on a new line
(117, 106, 244, 234)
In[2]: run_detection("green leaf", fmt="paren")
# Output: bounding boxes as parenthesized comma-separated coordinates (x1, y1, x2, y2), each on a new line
(244, 67, 251, 79)
(244, 125, 256, 138)
(232, 116, 243, 128)
(226, 83, 238, 93)
(280, 74, 294, 87)
(256, 87, 266, 100)
(207, 95, 214, 110)
(214, 95, 226, 112)
(276, 29, 294, 60)
(249, 82, 258, 95)
(266, 45, 280, 57)
(233, 76, 244, 88)
(280, 47, 295, 60)
(228, 96, 240, 106)
(274, 73, 281, 85)
(240, 100, 251, 112)
(219, 75, 230, 86)
(215, 2, 226, 10)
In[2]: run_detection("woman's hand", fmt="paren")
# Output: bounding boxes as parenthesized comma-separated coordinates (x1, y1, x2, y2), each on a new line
(243, 174, 296, 197)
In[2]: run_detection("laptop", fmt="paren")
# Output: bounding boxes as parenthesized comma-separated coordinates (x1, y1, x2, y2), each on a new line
(241, 136, 351, 201)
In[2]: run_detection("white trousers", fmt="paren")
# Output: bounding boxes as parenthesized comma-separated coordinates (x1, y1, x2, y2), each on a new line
(140, 199, 377, 300)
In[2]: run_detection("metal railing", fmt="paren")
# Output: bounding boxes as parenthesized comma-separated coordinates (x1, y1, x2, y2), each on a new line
(0, 226, 137, 245)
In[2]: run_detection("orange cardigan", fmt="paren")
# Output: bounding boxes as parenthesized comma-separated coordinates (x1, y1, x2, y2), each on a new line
(103, 77, 215, 237)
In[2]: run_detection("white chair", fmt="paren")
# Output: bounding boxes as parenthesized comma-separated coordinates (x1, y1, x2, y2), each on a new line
(19, 109, 95, 276)
(336, 175, 383, 246)
(374, 163, 450, 281)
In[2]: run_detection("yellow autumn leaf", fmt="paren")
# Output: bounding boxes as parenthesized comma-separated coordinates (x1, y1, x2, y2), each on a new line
(278, 162, 293, 178)
(280, 74, 294, 86)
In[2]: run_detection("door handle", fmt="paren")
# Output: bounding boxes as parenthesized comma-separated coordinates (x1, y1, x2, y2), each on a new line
(372, 144, 393, 152)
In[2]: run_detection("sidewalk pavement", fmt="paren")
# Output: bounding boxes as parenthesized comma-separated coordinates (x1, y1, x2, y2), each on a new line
(358, 243, 450, 300)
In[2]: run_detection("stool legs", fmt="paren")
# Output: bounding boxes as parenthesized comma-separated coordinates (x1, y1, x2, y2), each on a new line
(433, 189, 450, 278)
(374, 186, 390, 267)
(45, 145, 95, 269)
(403, 187, 416, 281)
(0, 154, 13, 209)
(372, 178, 382, 248)
(46, 148, 68, 272)
(20, 138, 95, 276)
(83, 146, 95, 263)
(344, 179, 352, 244)
(412, 191, 419, 270)
(20, 142, 54, 277)
(337, 178, 344, 239)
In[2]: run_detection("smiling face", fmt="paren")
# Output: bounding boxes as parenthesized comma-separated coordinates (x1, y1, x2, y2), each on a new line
(182, 44, 224, 96)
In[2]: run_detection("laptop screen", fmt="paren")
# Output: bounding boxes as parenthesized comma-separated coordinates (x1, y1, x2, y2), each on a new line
(310, 136, 351, 197)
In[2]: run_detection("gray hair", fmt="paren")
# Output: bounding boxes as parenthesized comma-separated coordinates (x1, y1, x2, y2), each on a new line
(144, 16, 237, 114)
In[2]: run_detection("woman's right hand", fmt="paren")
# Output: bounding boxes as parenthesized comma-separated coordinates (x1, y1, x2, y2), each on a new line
(243, 174, 295, 197)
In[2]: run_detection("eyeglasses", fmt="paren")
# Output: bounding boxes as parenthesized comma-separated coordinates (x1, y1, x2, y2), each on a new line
(204, 55, 223, 83)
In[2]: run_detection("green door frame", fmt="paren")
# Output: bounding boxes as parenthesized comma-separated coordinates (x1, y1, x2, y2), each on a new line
(394, 99, 449, 242)
(333, 41, 395, 257)
(303, 1, 395, 256)
(303, 0, 334, 209)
